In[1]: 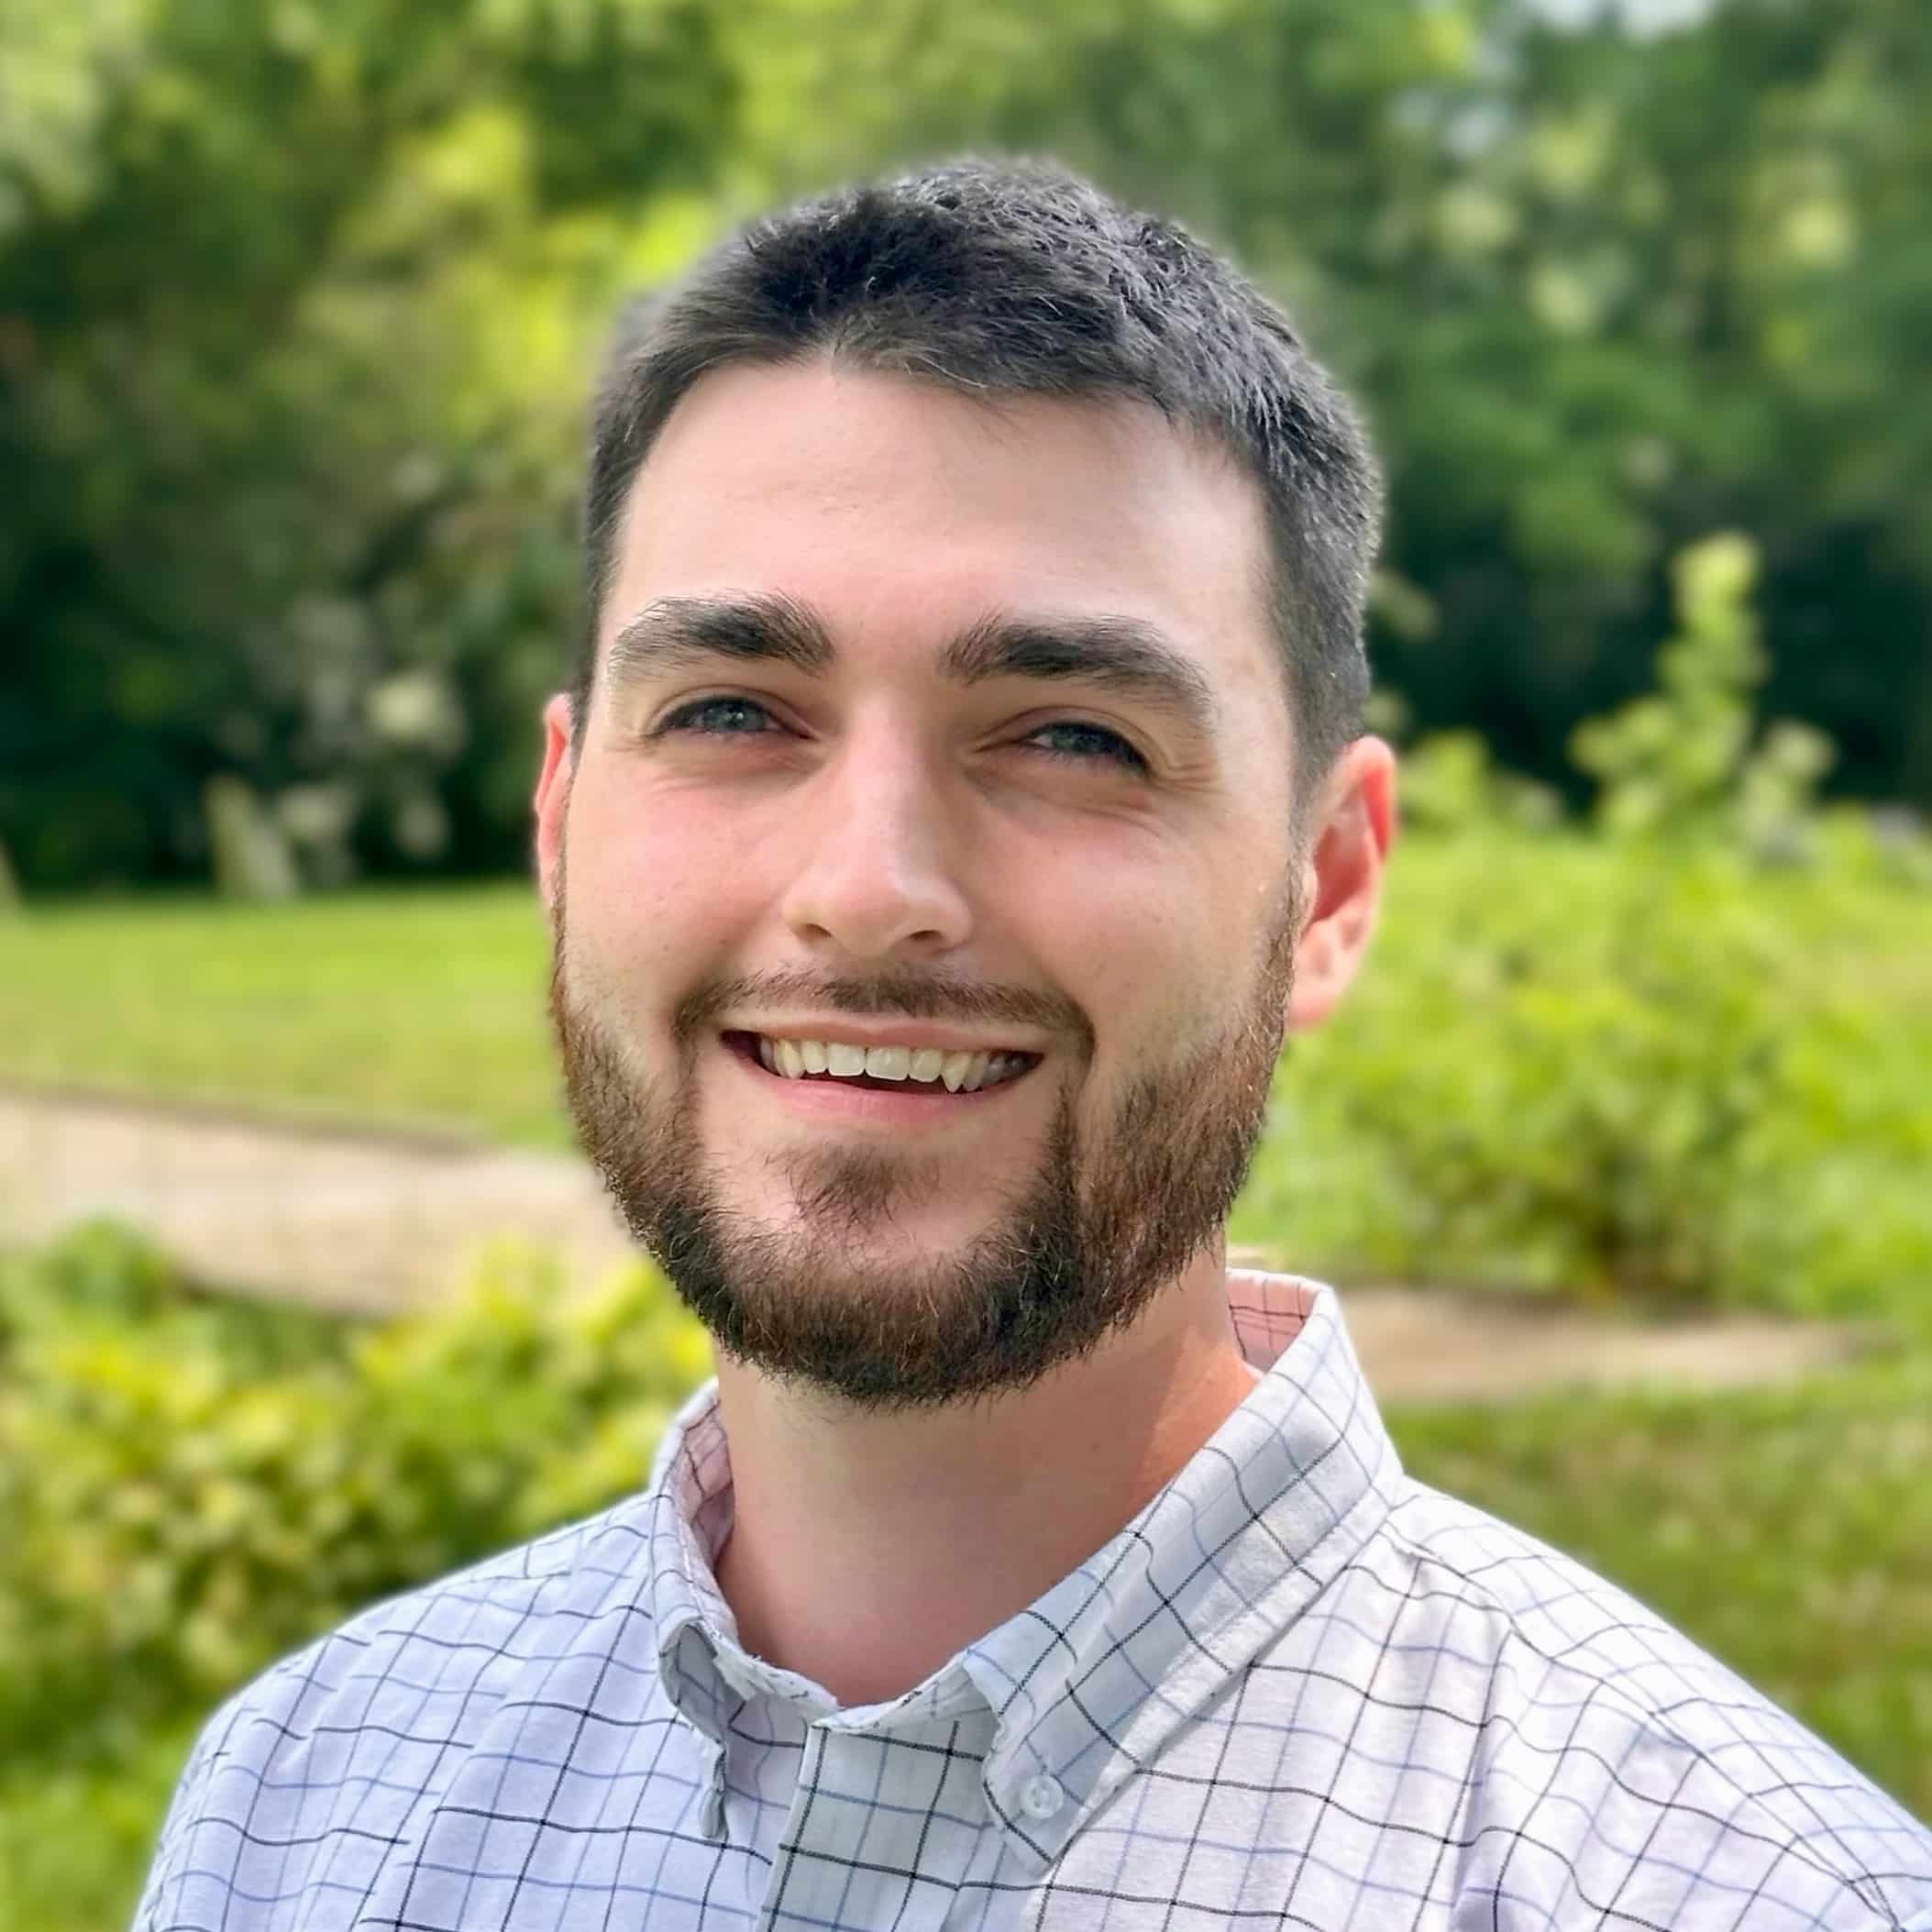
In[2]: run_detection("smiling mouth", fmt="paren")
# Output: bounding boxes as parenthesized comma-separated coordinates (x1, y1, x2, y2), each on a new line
(723, 1031, 1042, 1095)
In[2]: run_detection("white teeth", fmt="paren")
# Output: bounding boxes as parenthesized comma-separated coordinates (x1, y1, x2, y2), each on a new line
(753, 1036, 1021, 1090)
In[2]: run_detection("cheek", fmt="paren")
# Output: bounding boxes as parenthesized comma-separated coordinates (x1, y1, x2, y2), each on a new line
(1042, 867, 1218, 1055)
(1107, 856, 1283, 1055)
(563, 775, 765, 989)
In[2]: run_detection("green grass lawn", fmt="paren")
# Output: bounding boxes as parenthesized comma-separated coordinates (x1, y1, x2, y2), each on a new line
(0, 883, 569, 1145)
(6, 833, 1928, 1152)
(14, 1355, 1928, 1931)
(10, 843, 1929, 1325)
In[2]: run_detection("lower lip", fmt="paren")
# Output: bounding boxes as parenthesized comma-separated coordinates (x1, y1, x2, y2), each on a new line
(722, 1038, 1036, 1128)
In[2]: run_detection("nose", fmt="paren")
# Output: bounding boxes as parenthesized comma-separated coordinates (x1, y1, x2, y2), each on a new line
(778, 732, 973, 961)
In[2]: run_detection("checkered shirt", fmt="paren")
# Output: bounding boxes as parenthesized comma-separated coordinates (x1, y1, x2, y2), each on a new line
(135, 1273, 1932, 1930)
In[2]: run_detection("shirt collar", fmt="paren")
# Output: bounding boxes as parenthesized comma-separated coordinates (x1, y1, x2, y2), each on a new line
(644, 1273, 1403, 1860)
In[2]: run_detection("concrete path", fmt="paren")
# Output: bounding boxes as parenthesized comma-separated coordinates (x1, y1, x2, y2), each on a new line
(0, 1086, 1871, 1402)
(0, 1084, 635, 1316)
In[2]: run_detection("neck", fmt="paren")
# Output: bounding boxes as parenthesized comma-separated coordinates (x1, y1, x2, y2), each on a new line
(709, 1249, 1262, 1709)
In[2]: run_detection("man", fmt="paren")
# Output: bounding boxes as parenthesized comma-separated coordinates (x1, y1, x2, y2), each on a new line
(137, 160, 1932, 1931)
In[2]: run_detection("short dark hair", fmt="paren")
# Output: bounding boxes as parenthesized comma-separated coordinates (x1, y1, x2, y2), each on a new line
(576, 157, 1382, 811)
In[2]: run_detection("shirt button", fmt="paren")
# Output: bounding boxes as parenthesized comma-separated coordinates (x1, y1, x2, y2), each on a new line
(1020, 1774, 1065, 1820)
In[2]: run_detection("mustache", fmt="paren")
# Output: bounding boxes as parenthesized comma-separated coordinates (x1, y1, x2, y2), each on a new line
(670, 968, 1092, 1055)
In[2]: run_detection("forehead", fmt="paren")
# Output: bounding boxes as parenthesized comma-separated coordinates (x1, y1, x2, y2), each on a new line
(602, 359, 1281, 708)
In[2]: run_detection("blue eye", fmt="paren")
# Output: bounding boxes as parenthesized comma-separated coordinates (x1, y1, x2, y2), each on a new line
(648, 701, 1145, 773)
(1024, 722, 1148, 772)
(656, 696, 780, 737)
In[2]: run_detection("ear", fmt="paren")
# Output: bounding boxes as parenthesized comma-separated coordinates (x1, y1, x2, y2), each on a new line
(1286, 735, 1397, 1034)
(533, 692, 576, 919)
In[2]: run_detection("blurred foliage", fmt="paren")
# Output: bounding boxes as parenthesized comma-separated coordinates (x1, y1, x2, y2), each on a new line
(0, 1709, 199, 1932)
(1572, 530, 1839, 859)
(0, 1220, 712, 1766)
(1386, 728, 1563, 834)
(1, 0, 737, 889)
(1237, 826, 1932, 1318)
(1230, 527, 1932, 1316)
(5, 0, 1932, 889)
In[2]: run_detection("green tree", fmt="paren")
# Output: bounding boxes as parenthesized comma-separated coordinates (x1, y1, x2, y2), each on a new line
(6, 0, 1931, 889)
(768, 0, 1932, 812)
(1, 0, 736, 888)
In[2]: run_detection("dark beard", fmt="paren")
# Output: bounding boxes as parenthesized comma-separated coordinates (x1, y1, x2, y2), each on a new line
(548, 897, 1297, 1416)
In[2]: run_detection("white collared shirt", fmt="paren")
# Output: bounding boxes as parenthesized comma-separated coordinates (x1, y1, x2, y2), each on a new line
(136, 1274, 1932, 1929)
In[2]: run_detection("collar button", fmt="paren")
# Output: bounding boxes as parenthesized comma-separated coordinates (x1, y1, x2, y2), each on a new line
(1019, 1774, 1065, 1821)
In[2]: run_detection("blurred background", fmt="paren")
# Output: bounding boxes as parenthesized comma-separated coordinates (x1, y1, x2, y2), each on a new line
(1, 0, 1928, 1919)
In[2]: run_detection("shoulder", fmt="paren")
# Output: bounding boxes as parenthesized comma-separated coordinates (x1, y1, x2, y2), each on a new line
(1320, 1475, 1932, 1926)
(214, 1484, 661, 1745)
(131, 1488, 666, 1928)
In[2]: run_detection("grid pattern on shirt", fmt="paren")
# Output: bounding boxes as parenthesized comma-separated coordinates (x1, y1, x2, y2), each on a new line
(133, 1275, 1932, 1931)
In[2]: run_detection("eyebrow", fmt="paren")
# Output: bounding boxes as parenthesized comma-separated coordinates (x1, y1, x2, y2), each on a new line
(602, 594, 1220, 736)
(603, 593, 834, 687)
(940, 613, 1219, 735)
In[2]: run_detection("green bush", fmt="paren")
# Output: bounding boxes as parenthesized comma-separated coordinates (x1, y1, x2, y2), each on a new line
(0, 1714, 200, 1932)
(1236, 831, 1932, 1319)
(1232, 534, 1932, 1319)
(0, 1223, 712, 1765)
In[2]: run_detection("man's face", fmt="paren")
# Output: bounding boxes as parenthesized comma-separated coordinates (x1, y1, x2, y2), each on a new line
(538, 361, 1316, 1412)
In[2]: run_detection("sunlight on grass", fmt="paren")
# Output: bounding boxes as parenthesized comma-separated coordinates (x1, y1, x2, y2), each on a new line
(0, 885, 568, 1146)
